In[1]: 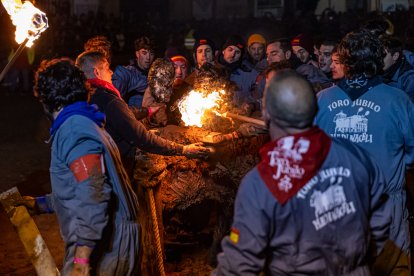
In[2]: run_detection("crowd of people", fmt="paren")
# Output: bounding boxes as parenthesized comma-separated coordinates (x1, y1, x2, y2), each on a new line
(4, 4, 414, 276)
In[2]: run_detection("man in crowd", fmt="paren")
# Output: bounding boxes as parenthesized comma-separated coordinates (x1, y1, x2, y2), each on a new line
(291, 33, 319, 68)
(243, 33, 267, 72)
(381, 36, 414, 102)
(330, 47, 345, 81)
(316, 29, 414, 275)
(266, 38, 293, 66)
(24, 58, 141, 275)
(215, 70, 390, 275)
(217, 35, 259, 107)
(318, 39, 337, 80)
(186, 37, 216, 86)
(112, 36, 155, 107)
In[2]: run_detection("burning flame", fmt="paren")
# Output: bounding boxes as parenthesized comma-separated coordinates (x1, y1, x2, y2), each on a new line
(1, 0, 48, 47)
(178, 89, 225, 127)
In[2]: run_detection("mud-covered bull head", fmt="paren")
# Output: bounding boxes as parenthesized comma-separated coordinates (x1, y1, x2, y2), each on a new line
(148, 58, 175, 103)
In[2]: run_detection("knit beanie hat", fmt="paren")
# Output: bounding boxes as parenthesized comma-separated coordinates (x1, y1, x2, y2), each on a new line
(247, 34, 266, 48)
(222, 35, 245, 53)
(291, 34, 314, 54)
(193, 38, 215, 54)
(170, 55, 188, 66)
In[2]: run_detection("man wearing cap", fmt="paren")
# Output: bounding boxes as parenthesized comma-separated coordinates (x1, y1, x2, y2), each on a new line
(185, 37, 216, 86)
(243, 33, 267, 72)
(217, 35, 259, 108)
(214, 70, 391, 275)
(112, 36, 156, 108)
(291, 33, 319, 68)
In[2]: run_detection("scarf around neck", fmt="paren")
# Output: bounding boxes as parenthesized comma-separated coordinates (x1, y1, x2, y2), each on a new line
(87, 78, 122, 98)
(257, 127, 331, 205)
(338, 75, 382, 101)
(50, 101, 106, 135)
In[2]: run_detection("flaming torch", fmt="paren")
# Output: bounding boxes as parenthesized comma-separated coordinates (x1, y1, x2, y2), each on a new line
(0, 0, 48, 82)
(178, 89, 265, 128)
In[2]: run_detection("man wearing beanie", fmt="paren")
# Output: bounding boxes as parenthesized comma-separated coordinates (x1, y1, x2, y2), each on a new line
(291, 33, 318, 68)
(185, 37, 216, 86)
(217, 35, 259, 110)
(243, 33, 267, 72)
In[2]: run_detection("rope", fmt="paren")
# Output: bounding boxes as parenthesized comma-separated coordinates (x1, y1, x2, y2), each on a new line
(148, 188, 166, 276)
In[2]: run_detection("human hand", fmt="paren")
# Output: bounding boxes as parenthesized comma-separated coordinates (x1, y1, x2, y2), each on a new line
(151, 105, 168, 126)
(70, 263, 90, 276)
(182, 143, 213, 159)
(239, 102, 254, 116)
(14, 196, 39, 215)
(237, 123, 268, 137)
(148, 105, 162, 118)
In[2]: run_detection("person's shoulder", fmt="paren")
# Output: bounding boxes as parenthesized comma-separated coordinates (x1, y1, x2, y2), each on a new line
(56, 115, 101, 141)
(375, 82, 412, 102)
(317, 83, 341, 98)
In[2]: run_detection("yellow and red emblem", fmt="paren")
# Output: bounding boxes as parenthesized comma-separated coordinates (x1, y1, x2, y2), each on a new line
(229, 227, 240, 244)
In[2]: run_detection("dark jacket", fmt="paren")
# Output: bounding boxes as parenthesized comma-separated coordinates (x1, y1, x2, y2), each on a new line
(90, 86, 183, 175)
(216, 138, 390, 275)
(112, 61, 148, 108)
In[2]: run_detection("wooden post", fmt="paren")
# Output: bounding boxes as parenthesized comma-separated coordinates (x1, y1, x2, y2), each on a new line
(0, 187, 59, 276)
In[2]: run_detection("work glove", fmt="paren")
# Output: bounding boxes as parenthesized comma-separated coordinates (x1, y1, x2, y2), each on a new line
(182, 143, 213, 159)
(237, 123, 268, 138)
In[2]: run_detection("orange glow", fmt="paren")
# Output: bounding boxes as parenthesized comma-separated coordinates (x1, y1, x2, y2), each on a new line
(178, 89, 226, 127)
(1, 0, 48, 47)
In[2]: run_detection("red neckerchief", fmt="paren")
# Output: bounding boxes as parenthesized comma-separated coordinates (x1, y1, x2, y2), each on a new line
(87, 78, 121, 99)
(257, 127, 331, 205)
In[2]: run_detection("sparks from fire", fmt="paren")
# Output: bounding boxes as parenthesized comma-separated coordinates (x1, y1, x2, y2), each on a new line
(1, 0, 48, 47)
(178, 89, 226, 127)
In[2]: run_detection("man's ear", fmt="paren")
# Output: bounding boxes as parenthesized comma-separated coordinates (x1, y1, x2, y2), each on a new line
(93, 67, 100, 79)
(135, 51, 140, 59)
(285, 50, 292, 60)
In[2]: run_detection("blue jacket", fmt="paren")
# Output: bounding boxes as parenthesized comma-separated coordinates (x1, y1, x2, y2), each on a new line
(46, 115, 140, 275)
(215, 138, 390, 275)
(112, 63, 148, 107)
(384, 57, 414, 102)
(315, 82, 414, 255)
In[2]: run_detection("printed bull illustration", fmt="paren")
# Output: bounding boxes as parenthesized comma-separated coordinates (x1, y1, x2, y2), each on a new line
(333, 107, 370, 134)
(310, 177, 346, 217)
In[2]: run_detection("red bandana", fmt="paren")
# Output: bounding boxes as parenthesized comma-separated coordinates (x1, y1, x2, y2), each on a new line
(257, 127, 331, 205)
(87, 78, 121, 99)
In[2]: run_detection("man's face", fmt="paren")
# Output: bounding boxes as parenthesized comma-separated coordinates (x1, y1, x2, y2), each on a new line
(222, 45, 242, 64)
(383, 49, 399, 70)
(135, 48, 155, 70)
(266, 42, 290, 65)
(96, 60, 113, 83)
(248, 42, 265, 62)
(318, 44, 334, 73)
(330, 53, 345, 80)
(292, 45, 310, 63)
(196, 45, 213, 68)
(173, 60, 188, 85)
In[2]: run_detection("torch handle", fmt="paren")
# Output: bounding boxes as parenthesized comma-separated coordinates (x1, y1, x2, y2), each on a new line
(0, 37, 30, 83)
(224, 112, 266, 127)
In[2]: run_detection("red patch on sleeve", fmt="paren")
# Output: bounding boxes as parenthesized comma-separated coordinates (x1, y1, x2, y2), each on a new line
(69, 154, 103, 182)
